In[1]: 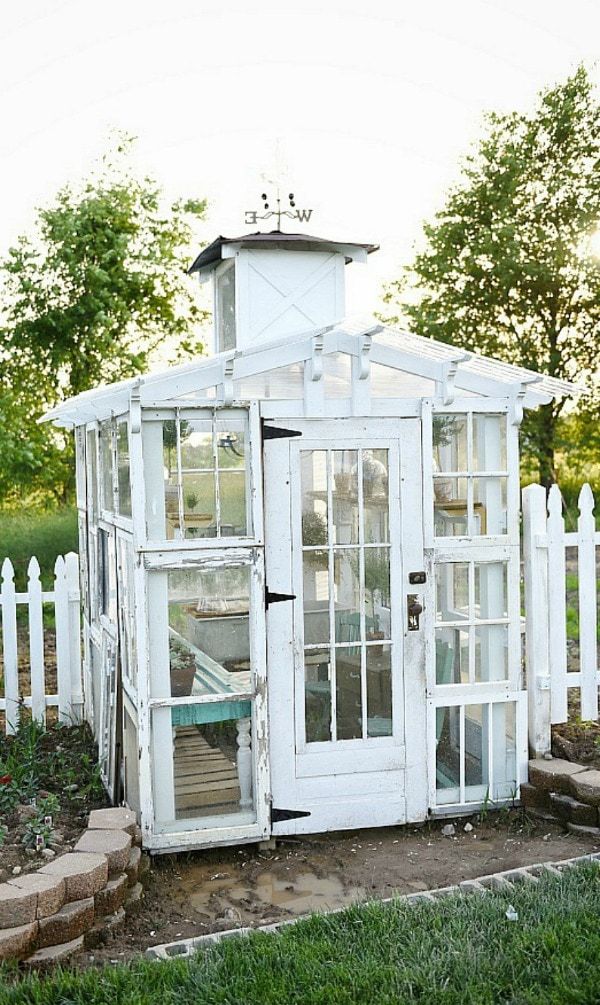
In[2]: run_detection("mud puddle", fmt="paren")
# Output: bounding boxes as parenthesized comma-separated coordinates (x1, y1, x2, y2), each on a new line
(184, 867, 365, 917)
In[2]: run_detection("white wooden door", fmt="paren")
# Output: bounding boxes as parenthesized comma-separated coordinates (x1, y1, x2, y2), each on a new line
(264, 417, 428, 835)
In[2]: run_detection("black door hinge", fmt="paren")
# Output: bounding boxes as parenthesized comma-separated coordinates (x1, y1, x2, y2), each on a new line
(271, 806, 311, 824)
(262, 423, 302, 440)
(265, 589, 296, 609)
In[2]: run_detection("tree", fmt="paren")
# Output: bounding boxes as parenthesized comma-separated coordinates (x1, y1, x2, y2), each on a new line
(383, 66, 600, 486)
(0, 134, 209, 503)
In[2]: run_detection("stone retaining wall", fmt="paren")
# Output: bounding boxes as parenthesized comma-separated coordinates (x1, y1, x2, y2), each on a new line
(521, 757, 600, 836)
(0, 808, 146, 968)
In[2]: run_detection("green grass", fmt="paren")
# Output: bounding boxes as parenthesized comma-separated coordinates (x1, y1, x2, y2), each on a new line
(2, 863, 600, 1004)
(0, 508, 77, 591)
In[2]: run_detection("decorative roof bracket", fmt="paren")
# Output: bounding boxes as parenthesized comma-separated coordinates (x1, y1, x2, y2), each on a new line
(218, 358, 235, 405)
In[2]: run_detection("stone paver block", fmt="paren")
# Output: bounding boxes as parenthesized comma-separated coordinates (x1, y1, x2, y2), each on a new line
(566, 822, 600, 838)
(570, 770, 600, 807)
(549, 792, 598, 827)
(0, 883, 37, 928)
(528, 758, 588, 794)
(23, 935, 84, 970)
(88, 807, 138, 837)
(8, 873, 66, 919)
(40, 852, 108, 901)
(124, 882, 144, 915)
(74, 828, 132, 873)
(503, 868, 538, 885)
(125, 845, 141, 886)
(459, 880, 486, 894)
(85, 906, 126, 949)
(95, 873, 128, 916)
(520, 782, 551, 811)
(36, 897, 95, 950)
(0, 922, 38, 961)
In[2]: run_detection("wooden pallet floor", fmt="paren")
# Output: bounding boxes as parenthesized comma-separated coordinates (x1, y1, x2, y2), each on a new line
(174, 726, 241, 819)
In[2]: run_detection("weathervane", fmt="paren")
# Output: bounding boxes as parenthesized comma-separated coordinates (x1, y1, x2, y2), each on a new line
(245, 190, 313, 229)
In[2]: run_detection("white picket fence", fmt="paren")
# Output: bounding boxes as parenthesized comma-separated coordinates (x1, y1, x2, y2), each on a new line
(0, 552, 82, 735)
(523, 482, 600, 756)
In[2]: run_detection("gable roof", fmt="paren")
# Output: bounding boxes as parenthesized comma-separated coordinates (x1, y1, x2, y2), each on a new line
(42, 319, 579, 428)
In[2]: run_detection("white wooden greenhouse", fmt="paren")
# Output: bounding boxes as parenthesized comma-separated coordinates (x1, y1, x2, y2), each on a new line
(44, 229, 575, 853)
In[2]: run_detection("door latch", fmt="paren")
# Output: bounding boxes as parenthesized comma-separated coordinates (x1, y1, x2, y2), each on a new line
(407, 594, 423, 631)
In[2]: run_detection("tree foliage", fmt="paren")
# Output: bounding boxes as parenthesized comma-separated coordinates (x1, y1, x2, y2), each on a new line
(0, 135, 208, 504)
(383, 66, 600, 485)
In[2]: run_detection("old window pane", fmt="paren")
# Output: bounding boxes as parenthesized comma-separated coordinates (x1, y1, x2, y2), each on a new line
(216, 261, 236, 352)
(336, 648, 362, 740)
(305, 648, 332, 743)
(364, 548, 391, 642)
(86, 429, 98, 525)
(465, 704, 489, 800)
(301, 451, 328, 547)
(182, 471, 216, 539)
(334, 550, 361, 644)
(303, 550, 330, 646)
(474, 563, 508, 620)
(473, 414, 507, 472)
(116, 421, 132, 517)
(170, 717, 252, 821)
(332, 450, 359, 544)
(473, 477, 507, 535)
(436, 563, 469, 622)
(436, 628, 468, 684)
(434, 477, 469, 536)
(167, 565, 251, 698)
(367, 645, 392, 736)
(491, 702, 517, 799)
(474, 625, 508, 682)
(436, 705, 460, 803)
(433, 415, 467, 472)
(99, 421, 113, 512)
(363, 449, 389, 543)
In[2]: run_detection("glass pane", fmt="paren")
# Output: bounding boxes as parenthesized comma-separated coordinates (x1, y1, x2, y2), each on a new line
(301, 451, 328, 546)
(433, 415, 467, 472)
(363, 449, 389, 543)
(75, 427, 86, 508)
(99, 529, 117, 624)
(216, 261, 236, 352)
(474, 625, 508, 682)
(167, 565, 251, 697)
(364, 547, 391, 641)
(216, 421, 246, 471)
(465, 704, 489, 800)
(86, 429, 98, 524)
(336, 647, 362, 740)
(218, 471, 247, 537)
(367, 644, 392, 736)
(117, 539, 136, 687)
(163, 420, 181, 539)
(436, 705, 460, 803)
(305, 648, 331, 743)
(473, 414, 507, 472)
(116, 421, 132, 517)
(99, 421, 113, 511)
(434, 477, 469, 537)
(474, 563, 508, 620)
(436, 628, 469, 684)
(303, 550, 330, 646)
(473, 477, 507, 535)
(332, 450, 358, 545)
(334, 550, 361, 644)
(436, 563, 469, 622)
(182, 471, 216, 539)
(171, 717, 252, 821)
(491, 702, 517, 800)
(180, 419, 213, 469)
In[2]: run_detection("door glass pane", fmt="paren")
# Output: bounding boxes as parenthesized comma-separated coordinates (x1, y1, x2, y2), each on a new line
(474, 625, 508, 682)
(100, 421, 113, 512)
(334, 550, 361, 644)
(367, 645, 392, 736)
(303, 551, 330, 646)
(332, 450, 358, 544)
(473, 477, 507, 535)
(116, 421, 132, 517)
(436, 628, 469, 684)
(434, 477, 469, 536)
(433, 415, 467, 472)
(363, 449, 389, 543)
(491, 702, 517, 800)
(474, 563, 508, 620)
(436, 563, 469, 621)
(473, 414, 506, 472)
(167, 565, 251, 697)
(218, 471, 247, 537)
(465, 704, 489, 800)
(305, 648, 331, 743)
(301, 451, 328, 546)
(436, 705, 460, 803)
(364, 548, 391, 641)
(171, 716, 252, 821)
(182, 471, 216, 538)
(336, 648, 362, 740)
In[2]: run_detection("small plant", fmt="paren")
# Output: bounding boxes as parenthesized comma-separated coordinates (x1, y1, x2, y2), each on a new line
(478, 786, 494, 825)
(301, 509, 328, 547)
(186, 492, 199, 511)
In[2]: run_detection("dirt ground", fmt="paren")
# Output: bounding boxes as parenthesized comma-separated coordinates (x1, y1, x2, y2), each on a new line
(84, 811, 600, 966)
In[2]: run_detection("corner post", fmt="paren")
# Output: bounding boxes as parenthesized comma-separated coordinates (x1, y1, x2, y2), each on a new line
(522, 483, 551, 757)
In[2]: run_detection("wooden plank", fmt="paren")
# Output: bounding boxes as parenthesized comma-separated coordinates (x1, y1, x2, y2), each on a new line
(1, 559, 19, 735)
(522, 484, 551, 756)
(54, 556, 72, 723)
(578, 485, 598, 721)
(547, 486, 568, 723)
(27, 557, 46, 726)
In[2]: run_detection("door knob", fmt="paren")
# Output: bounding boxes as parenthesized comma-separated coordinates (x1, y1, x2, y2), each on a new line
(407, 594, 423, 631)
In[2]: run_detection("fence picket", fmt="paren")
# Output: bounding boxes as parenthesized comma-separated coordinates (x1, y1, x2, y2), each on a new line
(54, 555, 72, 723)
(577, 484, 598, 721)
(1, 558, 19, 735)
(27, 556, 46, 725)
(65, 551, 83, 722)
(547, 485, 568, 723)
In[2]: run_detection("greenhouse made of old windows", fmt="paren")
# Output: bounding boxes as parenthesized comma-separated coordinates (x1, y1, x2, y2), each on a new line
(44, 229, 575, 853)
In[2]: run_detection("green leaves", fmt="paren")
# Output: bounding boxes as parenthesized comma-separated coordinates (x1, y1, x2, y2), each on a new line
(384, 65, 600, 483)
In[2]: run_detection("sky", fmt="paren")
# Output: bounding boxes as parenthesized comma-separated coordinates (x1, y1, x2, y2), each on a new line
(1, 0, 599, 313)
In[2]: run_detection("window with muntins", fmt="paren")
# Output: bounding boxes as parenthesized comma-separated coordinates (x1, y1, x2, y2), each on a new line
(433, 413, 508, 537)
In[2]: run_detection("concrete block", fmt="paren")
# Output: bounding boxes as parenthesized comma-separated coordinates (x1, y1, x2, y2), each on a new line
(520, 782, 551, 811)
(94, 874, 128, 916)
(570, 770, 600, 807)
(125, 845, 141, 887)
(528, 758, 587, 794)
(0, 922, 38, 961)
(87, 807, 138, 837)
(0, 883, 37, 929)
(124, 882, 144, 916)
(40, 852, 108, 901)
(84, 907, 126, 949)
(459, 880, 486, 894)
(74, 829, 132, 873)
(23, 935, 84, 970)
(8, 873, 66, 920)
(566, 822, 600, 838)
(549, 792, 598, 827)
(503, 868, 538, 884)
(36, 897, 95, 950)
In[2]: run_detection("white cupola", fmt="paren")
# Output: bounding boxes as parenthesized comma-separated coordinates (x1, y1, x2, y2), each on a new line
(189, 231, 379, 354)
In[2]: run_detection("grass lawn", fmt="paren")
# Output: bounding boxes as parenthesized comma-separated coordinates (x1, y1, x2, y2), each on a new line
(0, 508, 77, 591)
(1, 862, 600, 1004)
